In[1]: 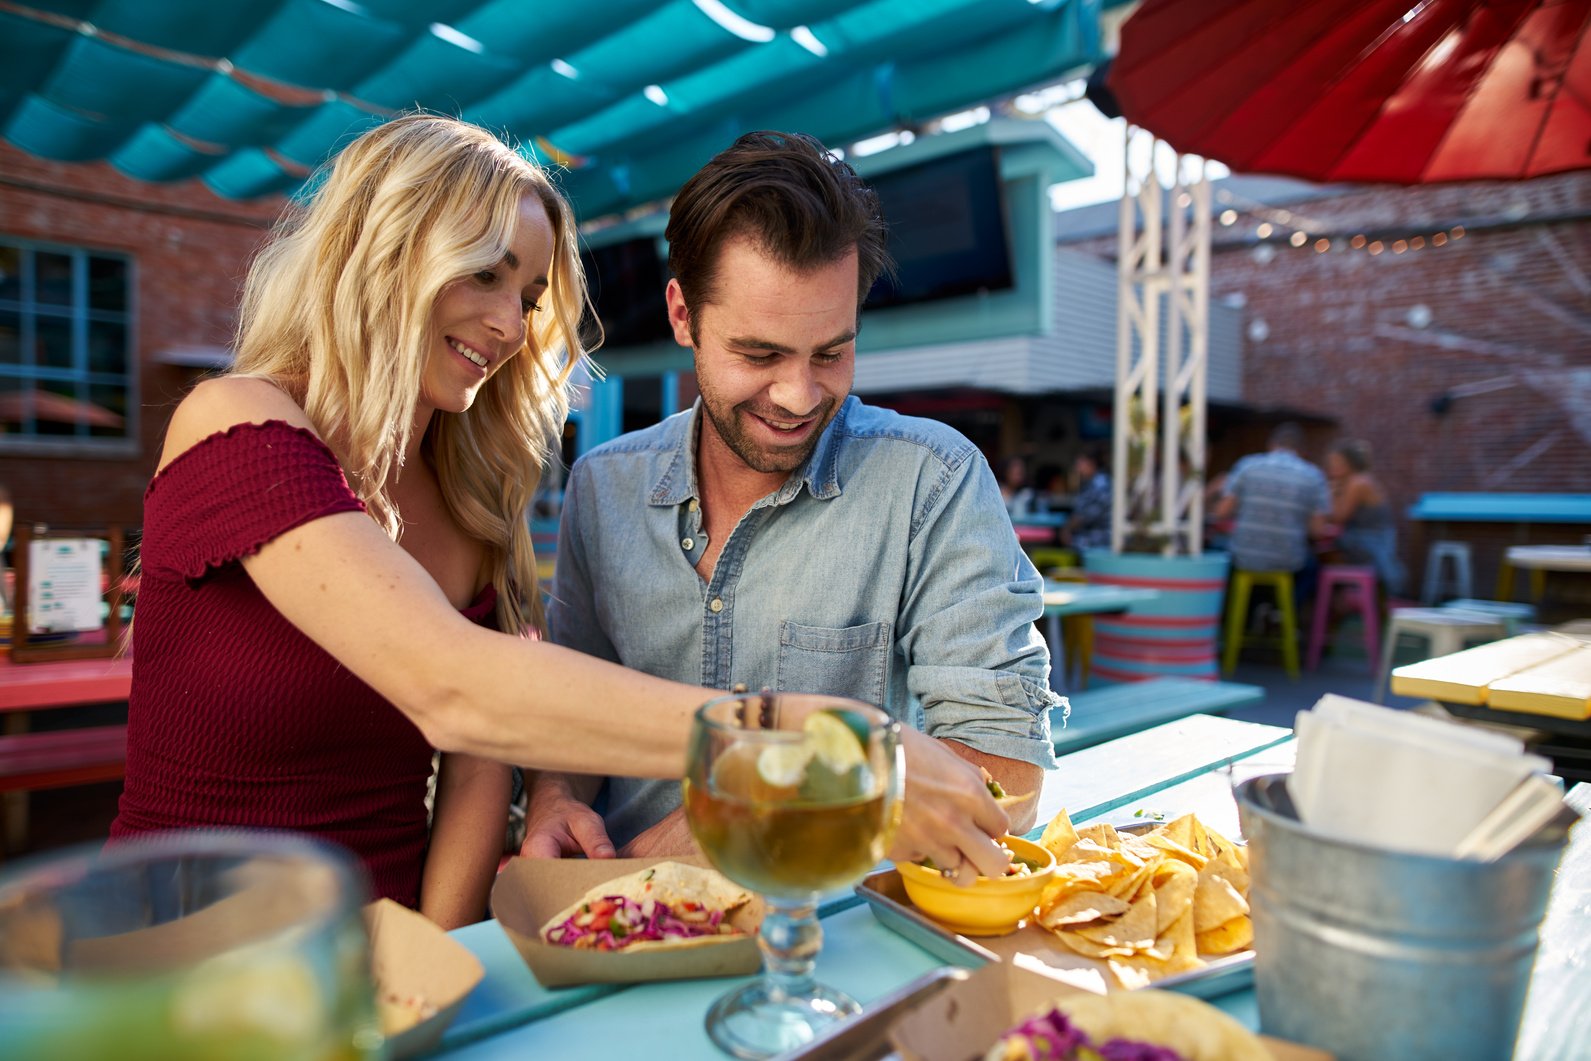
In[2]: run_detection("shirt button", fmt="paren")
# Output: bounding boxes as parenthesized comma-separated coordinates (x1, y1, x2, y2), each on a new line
(688, 499, 699, 512)
(709, 598, 723, 613)
(682, 537, 695, 551)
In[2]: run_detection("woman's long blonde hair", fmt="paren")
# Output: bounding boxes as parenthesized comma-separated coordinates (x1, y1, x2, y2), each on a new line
(233, 113, 585, 635)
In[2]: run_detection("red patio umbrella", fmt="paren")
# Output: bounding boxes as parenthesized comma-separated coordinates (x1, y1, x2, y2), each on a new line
(1106, 0, 1591, 183)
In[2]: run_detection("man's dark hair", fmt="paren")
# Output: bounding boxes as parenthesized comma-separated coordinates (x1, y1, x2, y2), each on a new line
(1269, 421, 1305, 452)
(666, 130, 891, 339)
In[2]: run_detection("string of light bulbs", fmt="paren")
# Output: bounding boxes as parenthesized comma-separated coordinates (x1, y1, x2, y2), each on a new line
(1210, 187, 1467, 256)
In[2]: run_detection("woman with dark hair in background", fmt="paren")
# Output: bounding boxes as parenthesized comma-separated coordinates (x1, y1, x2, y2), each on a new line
(1327, 439, 1406, 596)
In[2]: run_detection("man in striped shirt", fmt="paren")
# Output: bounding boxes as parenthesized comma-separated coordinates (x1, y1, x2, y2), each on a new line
(1214, 423, 1330, 601)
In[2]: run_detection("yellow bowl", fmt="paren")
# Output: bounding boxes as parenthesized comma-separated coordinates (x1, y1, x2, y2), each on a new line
(894, 835, 1056, 937)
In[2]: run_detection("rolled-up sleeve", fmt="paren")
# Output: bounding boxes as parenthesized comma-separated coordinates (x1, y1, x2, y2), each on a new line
(899, 450, 1062, 769)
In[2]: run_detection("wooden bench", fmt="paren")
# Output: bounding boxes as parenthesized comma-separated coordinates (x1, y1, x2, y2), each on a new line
(1050, 677, 1265, 756)
(0, 724, 128, 793)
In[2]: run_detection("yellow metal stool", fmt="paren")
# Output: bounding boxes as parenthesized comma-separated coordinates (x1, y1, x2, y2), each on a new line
(1222, 569, 1300, 679)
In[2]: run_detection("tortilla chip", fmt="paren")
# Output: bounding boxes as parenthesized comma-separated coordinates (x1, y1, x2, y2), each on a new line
(1110, 909, 1201, 985)
(995, 789, 1036, 814)
(1076, 890, 1158, 951)
(1037, 891, 1131, 929)
(1102, 859, 1156, 901)
(1038, 809, 1080, 858)
(1150, 860, 1197, 935)
(1054, 929, 1138, 960)
(1079, 823, 1134, 852)
(1192, 864, 1249, 934)
(1141, 832, 1210, 870)
(1203, 846, 1250, 896)
(1196, 915, 1254, 956)
(1048, 858, 1126, 892)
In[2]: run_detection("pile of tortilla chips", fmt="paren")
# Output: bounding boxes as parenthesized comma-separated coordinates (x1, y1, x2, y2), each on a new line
(1032, 810, 1252, 989)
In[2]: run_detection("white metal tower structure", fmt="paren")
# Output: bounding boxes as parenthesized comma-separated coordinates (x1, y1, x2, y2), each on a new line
(1110, 127, 1211, 556)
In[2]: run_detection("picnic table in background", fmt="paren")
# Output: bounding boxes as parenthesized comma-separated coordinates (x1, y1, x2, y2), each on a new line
(1040, 581, 1159, 693)
(0, 648, 133, 852)
(1392, 627, 1591, 784)
(1498, 545, 1591, 603)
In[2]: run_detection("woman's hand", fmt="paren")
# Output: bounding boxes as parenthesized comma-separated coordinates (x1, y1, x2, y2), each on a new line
(889, 728, 1012, 886)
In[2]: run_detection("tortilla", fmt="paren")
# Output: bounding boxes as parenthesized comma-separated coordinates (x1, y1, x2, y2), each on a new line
(1051, 989, 1271, 1061)
(538, 862, 751, 952)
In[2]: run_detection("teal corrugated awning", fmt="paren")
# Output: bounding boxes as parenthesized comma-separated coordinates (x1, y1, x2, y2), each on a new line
(2, 0, 1106, 216)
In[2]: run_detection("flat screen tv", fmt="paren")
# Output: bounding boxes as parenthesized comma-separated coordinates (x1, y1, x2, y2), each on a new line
(864, 146, 1014, 310)
(579, 235, 672, 348)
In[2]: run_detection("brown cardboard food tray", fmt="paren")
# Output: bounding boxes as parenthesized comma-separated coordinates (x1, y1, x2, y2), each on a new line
(890, 962, 1330, 1061)
(364, 898, 484, 1058)
(490, 855, 763, 988)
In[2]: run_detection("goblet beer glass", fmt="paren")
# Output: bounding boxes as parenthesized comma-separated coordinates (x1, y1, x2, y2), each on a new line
(684, 692, 902, 1059)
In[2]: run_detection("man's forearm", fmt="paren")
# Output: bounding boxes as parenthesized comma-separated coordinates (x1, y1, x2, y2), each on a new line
(939, 739, 1044, 834)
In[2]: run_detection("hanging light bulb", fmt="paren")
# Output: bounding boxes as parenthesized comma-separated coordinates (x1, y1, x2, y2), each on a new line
(1289, 231, 1308, 247)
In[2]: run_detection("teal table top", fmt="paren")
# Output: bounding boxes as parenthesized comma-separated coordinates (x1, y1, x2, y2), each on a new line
(1040, 582, 1160, 617)
(433, 719, 1588, 1060)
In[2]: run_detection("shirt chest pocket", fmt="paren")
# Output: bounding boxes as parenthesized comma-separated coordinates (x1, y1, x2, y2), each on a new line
(775, 620, 892, 708)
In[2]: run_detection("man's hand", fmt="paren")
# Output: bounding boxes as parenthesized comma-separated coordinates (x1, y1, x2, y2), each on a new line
(889, 728, 1011, 886)
(617, 806, 699, 859)
(940, 740, 1044, 835)
(520, 772, 615, 860)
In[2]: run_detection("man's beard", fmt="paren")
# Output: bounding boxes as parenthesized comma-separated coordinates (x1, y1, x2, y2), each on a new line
(700, 393, 837, 475)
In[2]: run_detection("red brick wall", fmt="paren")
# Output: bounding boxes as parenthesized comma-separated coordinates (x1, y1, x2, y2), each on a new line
(0, 145, 281, 525)
(1072, 171, 1591, 599)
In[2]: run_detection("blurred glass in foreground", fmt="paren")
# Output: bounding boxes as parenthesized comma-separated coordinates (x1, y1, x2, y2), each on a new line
(0, 831, 378, 1060)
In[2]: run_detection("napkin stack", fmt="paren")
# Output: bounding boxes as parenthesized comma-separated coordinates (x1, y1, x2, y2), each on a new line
(1290, 695, 1565, 859)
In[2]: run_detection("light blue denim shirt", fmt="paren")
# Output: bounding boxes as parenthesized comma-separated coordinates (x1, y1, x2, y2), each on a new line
(548, 396, 1061, 848)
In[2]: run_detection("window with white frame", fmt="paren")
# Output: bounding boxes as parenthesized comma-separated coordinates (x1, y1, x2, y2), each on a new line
(0, 239, 134, 446)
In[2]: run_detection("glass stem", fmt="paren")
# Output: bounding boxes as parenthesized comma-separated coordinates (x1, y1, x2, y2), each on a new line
(757, 897, 821, 1002)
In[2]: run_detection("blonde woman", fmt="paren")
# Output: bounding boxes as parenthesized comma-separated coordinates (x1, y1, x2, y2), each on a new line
(111, 115, 1010, 928)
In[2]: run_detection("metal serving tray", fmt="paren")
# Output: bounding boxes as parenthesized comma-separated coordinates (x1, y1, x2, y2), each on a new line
(854, 868, 1255, 1002)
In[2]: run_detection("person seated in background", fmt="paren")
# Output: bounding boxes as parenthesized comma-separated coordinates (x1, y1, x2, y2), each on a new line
(1213, 422, 1330, 609)
(1059, 446, 1112, 552)
(111, 115, 1014, 924)
(998, 455, 1037, 520)
(1326, 439, 1406, 597)
(523, 130, 1061, 863)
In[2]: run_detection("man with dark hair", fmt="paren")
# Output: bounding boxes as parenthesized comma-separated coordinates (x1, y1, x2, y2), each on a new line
(1061, 445, 1112, 552)
(524, 131, 1061, 859)
(1214, 422, 1330, 591)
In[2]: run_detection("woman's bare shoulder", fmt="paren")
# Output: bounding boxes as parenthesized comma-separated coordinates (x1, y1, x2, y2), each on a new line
(159, 376, 318, 473)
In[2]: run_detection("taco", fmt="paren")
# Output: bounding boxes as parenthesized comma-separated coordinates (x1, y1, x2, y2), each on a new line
(983, 989, 1270, 1061)
(539, 862, 751, 953)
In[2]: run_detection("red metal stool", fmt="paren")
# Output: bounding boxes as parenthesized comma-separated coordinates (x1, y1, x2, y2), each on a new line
(1307, 565, 1380, 673)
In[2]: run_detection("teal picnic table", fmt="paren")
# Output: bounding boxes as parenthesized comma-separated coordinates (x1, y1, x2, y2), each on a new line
(1040, 581, 1160, 692)
(432, 716, 1589, 1059)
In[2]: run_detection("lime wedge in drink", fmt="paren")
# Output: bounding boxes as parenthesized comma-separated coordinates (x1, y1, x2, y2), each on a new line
(757, 743, 812, 788)
(804, 709, 869, 772)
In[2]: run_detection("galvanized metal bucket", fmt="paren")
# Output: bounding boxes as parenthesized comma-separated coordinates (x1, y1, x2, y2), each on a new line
(1235, 773, 1569, 1061)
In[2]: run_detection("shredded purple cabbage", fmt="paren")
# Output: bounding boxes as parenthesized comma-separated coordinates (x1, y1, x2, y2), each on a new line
(544, 894, 731, 951)
(989, 1007, 1188, 1061)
